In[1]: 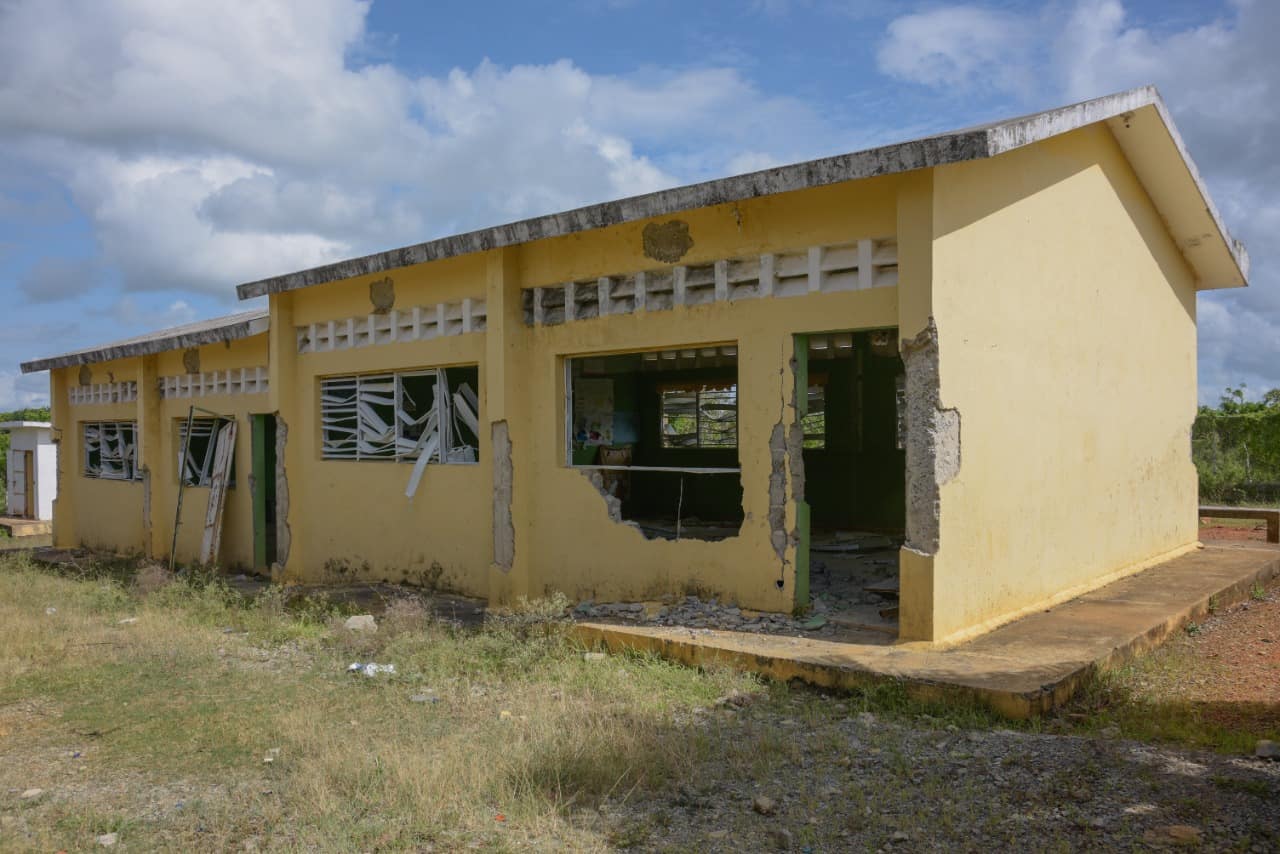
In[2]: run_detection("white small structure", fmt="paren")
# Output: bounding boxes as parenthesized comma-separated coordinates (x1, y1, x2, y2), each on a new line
(2, 421, 56, 521)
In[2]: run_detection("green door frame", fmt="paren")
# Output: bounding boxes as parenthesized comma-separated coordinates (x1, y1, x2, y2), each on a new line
(792, 334, 811, 608)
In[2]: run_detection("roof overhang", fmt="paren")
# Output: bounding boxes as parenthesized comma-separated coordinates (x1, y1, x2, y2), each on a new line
(0, 421, 52, 430)
(234, 85, 1246, 300)
(20, 309, 269, 374)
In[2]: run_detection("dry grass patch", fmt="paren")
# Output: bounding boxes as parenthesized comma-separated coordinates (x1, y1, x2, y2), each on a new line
(0, 554, 765, 851)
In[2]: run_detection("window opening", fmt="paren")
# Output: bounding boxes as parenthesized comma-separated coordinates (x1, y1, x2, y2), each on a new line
(320, 366, 479, 464)
(659, 382, 738, 449)
(567, 346, 742, 541)
(83, 421, 140, 480)
(179, 418, 236, 487)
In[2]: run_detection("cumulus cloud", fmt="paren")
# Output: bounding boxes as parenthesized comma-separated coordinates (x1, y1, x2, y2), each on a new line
(877, 5, 1035, 95)
(1048, 0, 1280, 402)
(877, 0, 1279, 402)
(18, 257, 103, 303)
(0, 0, 839, 301)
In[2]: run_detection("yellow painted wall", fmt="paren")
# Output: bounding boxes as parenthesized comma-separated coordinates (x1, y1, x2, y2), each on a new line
(153, 333, 270, 570)
(271, 175, 905, 610)
(924, 123, 1199, 642)
(515, 178, 903, 610)
(278, 262, 493, 595)
(49, 336, 271, 568)
(46, 120, 1210, 645)
(49, 356, 145, 554)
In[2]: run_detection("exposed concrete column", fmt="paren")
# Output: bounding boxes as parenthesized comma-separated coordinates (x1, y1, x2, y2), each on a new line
(484, 246, 532, 604)
(897, 169, 941, 642)
(136, 354, 163, 558)
(267, 292, 300, 579)
(49, 367, 75, 549)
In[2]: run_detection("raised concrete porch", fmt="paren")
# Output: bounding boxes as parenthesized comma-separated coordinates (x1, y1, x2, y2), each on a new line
(0, 516, 51, 538)
(575, 543, 1280, 718)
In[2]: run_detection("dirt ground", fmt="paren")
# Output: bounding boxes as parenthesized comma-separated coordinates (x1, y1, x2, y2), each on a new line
(3, 553, 1279, 851)
(1199, 518, 1270, 542)
(1107, 574, 1280, 734)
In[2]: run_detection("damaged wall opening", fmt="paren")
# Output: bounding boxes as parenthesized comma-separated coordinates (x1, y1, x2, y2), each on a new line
(567, 345, 743, 541)
(797, 329, 905, 637)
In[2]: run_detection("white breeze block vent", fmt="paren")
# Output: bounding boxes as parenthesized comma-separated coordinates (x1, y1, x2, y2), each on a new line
(522, 237, 897, 326)
(160, 367, 269, 398)
(296, 299, 488, 354)
(68, 382, 138, 406)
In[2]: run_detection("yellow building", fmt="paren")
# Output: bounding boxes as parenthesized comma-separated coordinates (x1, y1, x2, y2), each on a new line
(22, 87, 1249, 645)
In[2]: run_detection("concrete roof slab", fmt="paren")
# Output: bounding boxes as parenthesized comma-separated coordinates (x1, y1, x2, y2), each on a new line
(235, 85, 1246, 300)
(20, 309, 269, 374)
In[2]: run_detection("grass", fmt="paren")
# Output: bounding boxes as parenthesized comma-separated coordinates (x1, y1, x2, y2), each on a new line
(1, 551, 1271, 850)
(0, 552, 791, 850)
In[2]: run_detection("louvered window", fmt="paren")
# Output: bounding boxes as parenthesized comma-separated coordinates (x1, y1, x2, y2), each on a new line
(83, 421, 140, 480)
(801, 384, 826, 449)
(319, 367, 479, 463)
(178, 418, 236, 486)
(659, 383, 738, 449)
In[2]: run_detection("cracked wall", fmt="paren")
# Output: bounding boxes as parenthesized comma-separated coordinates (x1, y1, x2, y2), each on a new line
(492, 420, 514, 570)
(274, 413, 291, 569)
(901, 318, 960, 556)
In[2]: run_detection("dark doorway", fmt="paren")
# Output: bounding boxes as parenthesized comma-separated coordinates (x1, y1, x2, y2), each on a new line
(794, 329, 905, 636)
(251, 414, 278, 570)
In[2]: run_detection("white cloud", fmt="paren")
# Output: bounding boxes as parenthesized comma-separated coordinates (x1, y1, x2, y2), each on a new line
(0, 0, 840, 301)
(876, 0, 1280, 402)
(876, 5, 1035, 95)
(0, 370, 49, 411)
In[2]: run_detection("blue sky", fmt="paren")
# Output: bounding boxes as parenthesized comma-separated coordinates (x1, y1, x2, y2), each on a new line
(1, 0, 1275, 409)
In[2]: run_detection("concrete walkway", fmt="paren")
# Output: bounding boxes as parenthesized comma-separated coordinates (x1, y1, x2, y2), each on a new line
(575, 543, 1280, 718)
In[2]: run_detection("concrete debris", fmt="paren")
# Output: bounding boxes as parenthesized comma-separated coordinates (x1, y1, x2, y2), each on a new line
(1143, 825, 1203, 846)
(44, 607, 56, 616)
(344, 614, 378, 633)
(583, 652, 608, 662)
(117, 617, 138, 625)
(751, 794, 777, 816)
(347, 662, 396, 677)
(263, 747, 281, 764)
(410, 693, 439, 704)
(20, 788, 43, 799)
(96, 832, 119, 847)
(1256, 739, 1279, 760)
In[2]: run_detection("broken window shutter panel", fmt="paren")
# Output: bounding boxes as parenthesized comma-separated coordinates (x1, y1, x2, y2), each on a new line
(404, 431, 440, 499)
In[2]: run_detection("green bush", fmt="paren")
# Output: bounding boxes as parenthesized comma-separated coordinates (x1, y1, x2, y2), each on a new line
(1193, 395, 1280, 504)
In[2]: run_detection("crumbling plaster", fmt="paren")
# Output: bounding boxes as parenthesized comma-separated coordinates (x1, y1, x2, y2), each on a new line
(901, 319, 960, 557)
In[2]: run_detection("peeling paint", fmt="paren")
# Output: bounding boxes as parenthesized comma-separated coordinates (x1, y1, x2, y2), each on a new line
(768, 422, 788, 560)
(582, 469, 626, 523)
(642, 220, 694, 263)
(369, 276, 395, 313)
(141, 465, 152, 558)
(78, 365, 92, 386)
(274, 412, 291, 568)
(492, 420, 514, 571)
(901, 319, 960, 555)
(182, 348, 200, 375)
